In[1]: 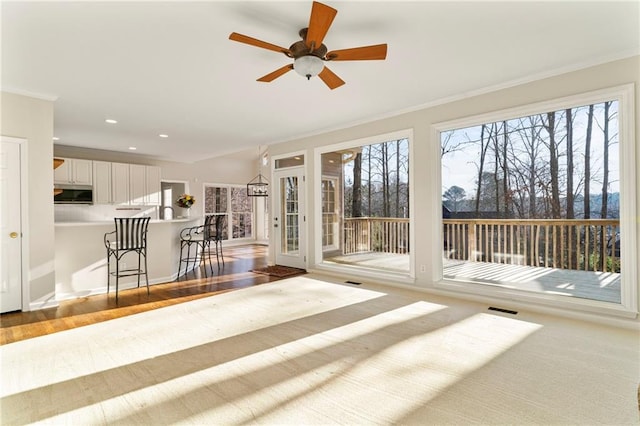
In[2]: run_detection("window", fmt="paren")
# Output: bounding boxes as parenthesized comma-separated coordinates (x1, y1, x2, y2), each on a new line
(322, 178, 339, 249)
(204, 184, 253, 241)
(436, 85, 636, 315)
(316, 130, 413, 276)
(231, 187, 252, 239)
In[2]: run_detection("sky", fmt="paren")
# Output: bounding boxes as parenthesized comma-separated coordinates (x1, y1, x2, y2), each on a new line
(441, 101, 620, 198)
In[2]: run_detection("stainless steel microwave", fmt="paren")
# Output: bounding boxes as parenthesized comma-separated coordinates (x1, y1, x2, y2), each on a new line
(54, 185, 94, 204)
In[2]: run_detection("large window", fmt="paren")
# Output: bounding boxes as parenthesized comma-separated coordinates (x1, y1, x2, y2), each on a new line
(204, 184, 253, 241)
(317, 131, 413, 275)
(437, 86, 636, 315)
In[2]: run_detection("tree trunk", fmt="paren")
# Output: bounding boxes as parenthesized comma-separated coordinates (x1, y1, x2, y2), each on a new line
(601, 101, 610, 219)
(474, 125, 487, 214)
(528, 118, 537, 218)
(600, 101, 611, 270)
(493, 124, 500, 215)
(546, 112, 561, 219)
(367, 145, 372, 216)
(352, 153, 362, 217)
(382, 144, 389, 217)
(566, 109, 574, 219)
(502, 121, 509, 217)
(584, 104, 593, 219)
(396, 140, 400, 217)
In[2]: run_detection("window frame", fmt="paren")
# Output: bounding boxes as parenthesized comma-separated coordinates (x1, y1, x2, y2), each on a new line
(313, 129, 415, 280)
(430, 84, 637, 318)
(321, 176, 340, 251)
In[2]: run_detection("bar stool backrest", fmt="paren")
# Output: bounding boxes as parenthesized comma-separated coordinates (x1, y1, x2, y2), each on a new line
(202, 214, 216, 241)
(214, 214, 225, 241)
(114, 217, 150, 250)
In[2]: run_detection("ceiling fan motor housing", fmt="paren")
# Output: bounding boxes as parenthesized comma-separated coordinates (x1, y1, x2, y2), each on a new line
(290, 28, 328, 59)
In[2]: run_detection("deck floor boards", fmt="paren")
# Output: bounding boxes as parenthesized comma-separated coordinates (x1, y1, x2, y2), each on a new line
(325, 252, 621, 303)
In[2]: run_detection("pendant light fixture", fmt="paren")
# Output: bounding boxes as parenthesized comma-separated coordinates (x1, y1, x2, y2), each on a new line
(247, 146, 269, 197)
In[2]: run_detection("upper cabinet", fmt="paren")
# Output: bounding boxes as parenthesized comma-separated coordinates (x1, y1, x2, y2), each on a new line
(145, 166, 161, 205)
(92, 161, 112, 204)
(54, 158, 93, 185)
(61, 157, 161, 205)
(90, 160, 160, 205)
(111, 162, 131, 205)
(129, 164, 147, 205)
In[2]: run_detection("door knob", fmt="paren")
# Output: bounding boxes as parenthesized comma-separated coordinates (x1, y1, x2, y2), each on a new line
(9, 232, 18, 239)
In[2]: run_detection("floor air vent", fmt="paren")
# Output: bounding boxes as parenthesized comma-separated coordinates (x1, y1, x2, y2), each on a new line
(345, 280, 361, 285)
(488, 307, 518, 315)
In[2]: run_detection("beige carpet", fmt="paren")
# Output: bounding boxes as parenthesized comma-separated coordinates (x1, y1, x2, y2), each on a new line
(1, 275, 639, 425)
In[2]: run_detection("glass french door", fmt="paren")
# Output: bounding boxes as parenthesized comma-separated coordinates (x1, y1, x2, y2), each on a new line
(274, 168, 306, 269)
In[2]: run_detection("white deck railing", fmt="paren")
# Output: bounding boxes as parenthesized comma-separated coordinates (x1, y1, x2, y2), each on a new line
(342, 217, 621, 273)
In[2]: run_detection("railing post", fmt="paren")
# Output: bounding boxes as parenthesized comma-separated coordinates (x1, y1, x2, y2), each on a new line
(468, 221, 477, 261)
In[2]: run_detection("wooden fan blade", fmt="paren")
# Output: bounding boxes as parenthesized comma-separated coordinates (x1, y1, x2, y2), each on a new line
(318, 66, 345, 90)
(257, 64, 294, 82)
(229, 32, 291, 55)
(305, 2, 337, 50)
(326, 44, 388, 61)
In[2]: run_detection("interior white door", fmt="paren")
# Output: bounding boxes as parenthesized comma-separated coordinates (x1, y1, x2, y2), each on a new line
(1, 139, 23, 313)
(274, 168, 306, 269)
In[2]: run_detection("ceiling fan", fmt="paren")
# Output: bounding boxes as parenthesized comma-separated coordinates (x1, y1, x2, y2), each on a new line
(229, 1, 387, 90)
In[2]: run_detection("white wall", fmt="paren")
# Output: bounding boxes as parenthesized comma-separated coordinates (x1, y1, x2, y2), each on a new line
(267, 55, 640, 326)
(1, 91, 56, 308)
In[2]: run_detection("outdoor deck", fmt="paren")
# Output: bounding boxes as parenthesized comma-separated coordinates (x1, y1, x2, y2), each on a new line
(323, 253, 621, 304)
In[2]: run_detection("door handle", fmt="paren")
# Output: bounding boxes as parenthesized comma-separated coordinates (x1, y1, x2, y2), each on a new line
(9, 232, 19, 239)
(274, 224, 278, 228)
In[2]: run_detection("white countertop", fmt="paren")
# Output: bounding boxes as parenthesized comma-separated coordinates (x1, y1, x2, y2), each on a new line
(55, 218, 198, 227)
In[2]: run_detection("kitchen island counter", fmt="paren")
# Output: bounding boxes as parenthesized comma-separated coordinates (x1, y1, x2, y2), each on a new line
(55, 217, 199, 300)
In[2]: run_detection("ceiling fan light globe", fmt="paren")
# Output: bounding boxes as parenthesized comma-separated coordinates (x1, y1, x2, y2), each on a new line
(294, 55, 324, 80)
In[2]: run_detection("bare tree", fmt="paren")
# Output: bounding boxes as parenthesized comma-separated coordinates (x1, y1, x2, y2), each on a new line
(395, 140, 400, 217)
(565, 109, 575, 219)
(474, 124, 490, 214)
(584, 104, 594, 219)
(352, 152, 362, 217)
(543, 111, 562, 218)
(502, 120, 511, 217)
(600, 101, 612, 219)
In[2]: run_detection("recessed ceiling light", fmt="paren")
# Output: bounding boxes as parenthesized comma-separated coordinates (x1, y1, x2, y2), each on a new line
(159, 134, 169, 138)
(53, 137, 60, 141)
(128, 146, 137, 150)
(294, 156, 301, 160)
(105, 119, 118, 124)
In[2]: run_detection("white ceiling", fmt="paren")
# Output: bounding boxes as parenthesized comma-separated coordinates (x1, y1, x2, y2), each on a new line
(2, 1, 639, 163)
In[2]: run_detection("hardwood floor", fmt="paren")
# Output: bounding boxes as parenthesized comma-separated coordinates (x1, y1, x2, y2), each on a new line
(0, 245, 292, 345)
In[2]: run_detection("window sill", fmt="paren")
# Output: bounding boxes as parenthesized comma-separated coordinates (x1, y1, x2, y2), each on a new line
(434, 278, 638, 321)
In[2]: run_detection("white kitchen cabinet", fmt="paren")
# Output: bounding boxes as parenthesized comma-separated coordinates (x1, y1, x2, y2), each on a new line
(92, 161, 112, 204)
(145, 166, 161, 205)
(129, 164, 146, 205)
(111, 162, 130, 205)
(54, 158, 93, 185)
